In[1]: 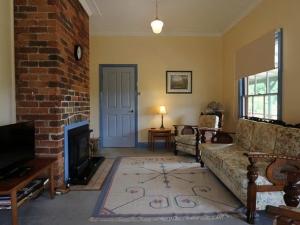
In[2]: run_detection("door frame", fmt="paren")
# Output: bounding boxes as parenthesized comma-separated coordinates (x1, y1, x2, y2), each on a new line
(99, 64, 138, 148)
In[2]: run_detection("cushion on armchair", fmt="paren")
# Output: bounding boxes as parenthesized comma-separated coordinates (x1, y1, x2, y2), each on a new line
(198, 115, 219, 128)
(174, 135, 196, 145)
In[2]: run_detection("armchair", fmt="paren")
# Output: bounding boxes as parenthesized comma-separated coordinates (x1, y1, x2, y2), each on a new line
(173, 114, 220, 162)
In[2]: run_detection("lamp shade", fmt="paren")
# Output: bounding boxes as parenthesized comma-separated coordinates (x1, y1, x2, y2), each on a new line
(159, 106, 166, 114)
(151, 19, 164, 34)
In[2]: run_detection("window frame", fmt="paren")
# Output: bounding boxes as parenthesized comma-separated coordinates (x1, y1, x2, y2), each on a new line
(238, 29, 283, 120)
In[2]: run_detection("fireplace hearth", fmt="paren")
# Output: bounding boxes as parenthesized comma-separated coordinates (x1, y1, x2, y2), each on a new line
(66, 123, 104, 185)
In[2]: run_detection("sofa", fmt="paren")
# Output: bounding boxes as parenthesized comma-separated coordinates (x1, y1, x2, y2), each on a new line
(200, 118, 300, 223)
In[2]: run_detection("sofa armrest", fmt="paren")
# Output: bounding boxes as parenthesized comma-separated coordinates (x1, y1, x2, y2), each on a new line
(245, 152, 300, 161)
(245, 152, 300, 188)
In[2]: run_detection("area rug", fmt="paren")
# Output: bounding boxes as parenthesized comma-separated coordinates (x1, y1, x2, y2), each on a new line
(91, 156, 243, 222)
(70, 159, 114, 191)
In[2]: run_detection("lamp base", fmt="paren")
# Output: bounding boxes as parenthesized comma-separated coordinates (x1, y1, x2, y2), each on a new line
(160, 114, 164, 129)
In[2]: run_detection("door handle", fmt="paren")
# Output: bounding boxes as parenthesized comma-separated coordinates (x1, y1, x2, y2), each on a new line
(129, 109, 134, 113)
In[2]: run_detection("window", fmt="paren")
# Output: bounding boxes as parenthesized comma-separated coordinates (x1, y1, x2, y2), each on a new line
(239, 30, 282, 120)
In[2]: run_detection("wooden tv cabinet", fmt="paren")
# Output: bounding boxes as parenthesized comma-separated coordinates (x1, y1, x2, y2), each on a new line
(0, 158, 56, 225)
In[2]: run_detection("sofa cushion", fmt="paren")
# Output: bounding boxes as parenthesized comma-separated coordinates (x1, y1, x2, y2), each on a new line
(274, 126, 300, 157)
(250, 122, 281, 154)
(202, 144, 272, 188)
(236, 119, 255, 150)
(200, 143, 237, 170)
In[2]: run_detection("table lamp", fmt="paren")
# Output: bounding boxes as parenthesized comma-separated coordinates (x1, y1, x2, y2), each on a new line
(159, 106, 167, 129)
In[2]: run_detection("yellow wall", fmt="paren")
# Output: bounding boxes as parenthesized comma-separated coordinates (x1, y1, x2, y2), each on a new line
(0, 0, 15, 125)
(90, 36, 223, 142)
(222, 0, 300, 131)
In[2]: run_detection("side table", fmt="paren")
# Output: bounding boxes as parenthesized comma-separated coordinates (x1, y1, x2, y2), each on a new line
(148, 128, 172, 151)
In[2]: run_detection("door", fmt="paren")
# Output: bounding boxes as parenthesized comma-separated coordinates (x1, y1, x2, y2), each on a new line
(100, 65, 137, 147)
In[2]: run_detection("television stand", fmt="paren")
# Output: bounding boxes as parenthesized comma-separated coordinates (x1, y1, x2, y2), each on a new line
(0, 157, 56, 225)
(17, 167, 31, 177)
(0, 166, 32, 180)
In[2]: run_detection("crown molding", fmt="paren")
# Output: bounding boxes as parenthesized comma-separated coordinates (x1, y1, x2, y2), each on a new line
(79, 0, 93, 17)
(90, 0, 102, 16)
(91, 31, 222, 37)
(222, 0, 263, 35)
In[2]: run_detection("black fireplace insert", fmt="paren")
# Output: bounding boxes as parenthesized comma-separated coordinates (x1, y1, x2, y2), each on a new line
(67, 124, 104, 185)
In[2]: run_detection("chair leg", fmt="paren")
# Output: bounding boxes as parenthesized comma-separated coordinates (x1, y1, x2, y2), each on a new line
(174, 144, 178, 155)
(195, 149, 200, 162)
(200, 159, 204, 167)
(198, 150, 204, 167)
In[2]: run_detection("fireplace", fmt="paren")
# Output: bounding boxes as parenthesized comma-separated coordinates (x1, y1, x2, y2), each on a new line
(68, 124, 90, 180)
(64, 122, 104, 185)
(14, 0, 90, 187)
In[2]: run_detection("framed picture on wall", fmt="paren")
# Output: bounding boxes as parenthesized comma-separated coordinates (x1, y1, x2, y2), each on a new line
(166, 71, 192, 94)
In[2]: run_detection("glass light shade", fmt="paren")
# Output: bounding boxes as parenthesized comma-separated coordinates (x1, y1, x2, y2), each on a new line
(159, 106, 167, 114)
(151, 19, 164, 34)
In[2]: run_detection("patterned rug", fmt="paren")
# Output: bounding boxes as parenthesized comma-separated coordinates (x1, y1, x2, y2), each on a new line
(91, 156, 243, 222)
(70, 159, 114, 191)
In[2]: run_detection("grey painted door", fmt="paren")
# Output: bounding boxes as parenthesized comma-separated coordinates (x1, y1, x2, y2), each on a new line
(101, 66, 136, 147)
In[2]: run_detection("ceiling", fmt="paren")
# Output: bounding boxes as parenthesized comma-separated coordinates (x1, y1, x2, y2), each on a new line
(80, 0, 262, 36)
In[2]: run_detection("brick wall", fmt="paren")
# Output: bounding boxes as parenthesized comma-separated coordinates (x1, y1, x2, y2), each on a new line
(14, 0, 89, 187)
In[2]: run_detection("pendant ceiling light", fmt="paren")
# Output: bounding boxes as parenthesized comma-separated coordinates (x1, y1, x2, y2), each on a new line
(151, 0, 164, 34)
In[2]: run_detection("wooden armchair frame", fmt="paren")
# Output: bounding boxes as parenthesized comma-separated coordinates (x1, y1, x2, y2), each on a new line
(173, 125, 219, 162)
(245, 152, 300, 224)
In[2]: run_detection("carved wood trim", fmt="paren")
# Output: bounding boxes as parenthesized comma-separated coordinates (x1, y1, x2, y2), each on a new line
(257, 185, 284, 192)
(282, 167, 300, 207)
(247, 157, 258, 224)
(266, 158, 287, 186)
(246, 152, 300, 161)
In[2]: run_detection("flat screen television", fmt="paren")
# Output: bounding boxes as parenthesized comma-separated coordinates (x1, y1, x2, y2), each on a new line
(0, 121, 35, 179)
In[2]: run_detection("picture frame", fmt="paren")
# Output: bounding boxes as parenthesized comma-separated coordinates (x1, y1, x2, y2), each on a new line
(166, 71, 192, 94)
